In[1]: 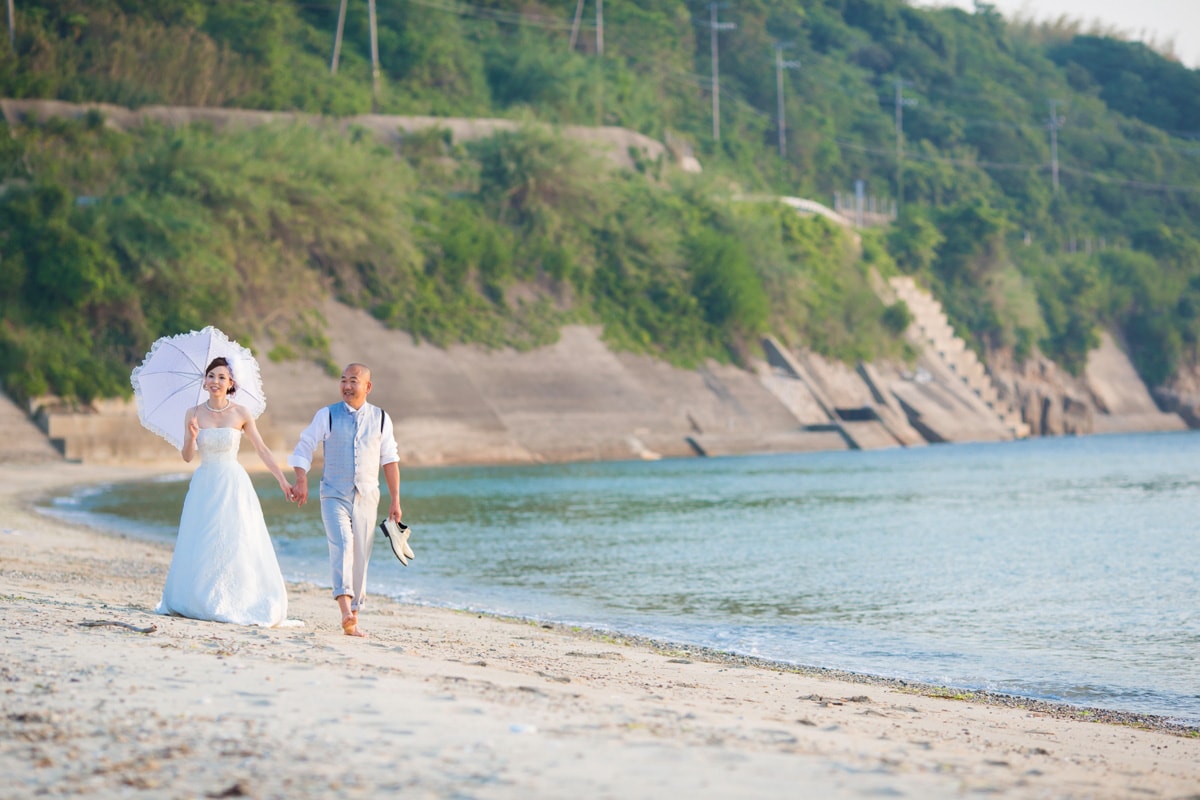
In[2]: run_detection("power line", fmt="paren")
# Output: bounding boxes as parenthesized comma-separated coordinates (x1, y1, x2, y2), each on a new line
(402, 0, 579, 31)
(1057, 164, 1200, 193)
(835, 137, 1200, 192)
(424, 0, 1200, 195)
(220, 0, 1200, 153)
(96, 0, 1200, 195)
(379, 0, 1200, 154)
(835, 139, 1038, 170)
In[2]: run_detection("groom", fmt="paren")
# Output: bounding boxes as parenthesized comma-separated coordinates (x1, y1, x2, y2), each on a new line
(289, 363, 402, 637)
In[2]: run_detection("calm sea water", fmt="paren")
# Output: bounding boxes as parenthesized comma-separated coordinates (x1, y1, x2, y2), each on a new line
(42, 432, 1200, 724)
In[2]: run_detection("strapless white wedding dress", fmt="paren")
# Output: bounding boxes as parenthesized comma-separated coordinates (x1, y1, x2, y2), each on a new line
(156, 427, 289, 627)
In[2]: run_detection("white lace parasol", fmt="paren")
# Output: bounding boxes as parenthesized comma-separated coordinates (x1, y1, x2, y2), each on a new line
(130, 326, 266, 450)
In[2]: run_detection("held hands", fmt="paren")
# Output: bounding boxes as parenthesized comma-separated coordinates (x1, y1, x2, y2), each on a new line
(277, 477, 295, 503)
(291, 472, 309, 507)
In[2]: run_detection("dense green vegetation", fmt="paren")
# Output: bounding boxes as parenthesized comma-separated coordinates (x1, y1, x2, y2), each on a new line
(2, 0, 1199, 403)
(0, 116, 903, 401)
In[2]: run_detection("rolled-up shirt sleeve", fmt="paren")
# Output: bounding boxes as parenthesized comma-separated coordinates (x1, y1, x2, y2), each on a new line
(380, 410, 399, 466)
(288, 407, 331, 472)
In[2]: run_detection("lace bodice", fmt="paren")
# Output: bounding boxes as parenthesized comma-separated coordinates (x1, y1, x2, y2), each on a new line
(197, 427, 242, 462)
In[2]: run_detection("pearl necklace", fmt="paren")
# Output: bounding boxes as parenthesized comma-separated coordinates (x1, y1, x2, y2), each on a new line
(205, 400, 233, 413)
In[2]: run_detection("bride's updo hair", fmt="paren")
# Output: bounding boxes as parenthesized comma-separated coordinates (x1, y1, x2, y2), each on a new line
(204, 356, 237, 395)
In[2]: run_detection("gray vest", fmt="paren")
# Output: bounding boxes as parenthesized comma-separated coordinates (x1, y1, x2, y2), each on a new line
(320, 402, 384, 500)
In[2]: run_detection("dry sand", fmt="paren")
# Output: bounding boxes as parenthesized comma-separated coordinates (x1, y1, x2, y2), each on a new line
(2, 463, 1198, 799)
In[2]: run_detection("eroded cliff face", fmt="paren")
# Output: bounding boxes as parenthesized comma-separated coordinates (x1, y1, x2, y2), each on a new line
(988, 332, 1187, 438)
(1153, 362, 1200, 429)
(886, 275, 1185, 442)
(987, 348, 1094, 437)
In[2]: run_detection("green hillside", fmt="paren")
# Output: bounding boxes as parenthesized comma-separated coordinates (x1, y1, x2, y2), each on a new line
(2, 0, 1199, 403)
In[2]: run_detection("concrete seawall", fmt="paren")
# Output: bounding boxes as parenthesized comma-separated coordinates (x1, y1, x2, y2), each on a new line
(11, 292, 1188, 467)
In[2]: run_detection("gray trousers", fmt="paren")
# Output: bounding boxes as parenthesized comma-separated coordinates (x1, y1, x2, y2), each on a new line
(321, 490, 379, 611)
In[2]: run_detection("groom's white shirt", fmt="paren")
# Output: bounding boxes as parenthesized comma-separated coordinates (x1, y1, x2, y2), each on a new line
(287, 402, 400, 476)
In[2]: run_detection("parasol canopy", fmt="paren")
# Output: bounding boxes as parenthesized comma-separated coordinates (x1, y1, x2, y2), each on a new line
(130, 326, 266, 450)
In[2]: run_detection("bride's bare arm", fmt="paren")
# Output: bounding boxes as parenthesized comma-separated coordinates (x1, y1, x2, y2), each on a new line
(240, 410, 293, 496)
(181, 408, 200, 463)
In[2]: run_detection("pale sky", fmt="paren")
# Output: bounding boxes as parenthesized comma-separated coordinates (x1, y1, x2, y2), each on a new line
(914, 0, 1200, 69)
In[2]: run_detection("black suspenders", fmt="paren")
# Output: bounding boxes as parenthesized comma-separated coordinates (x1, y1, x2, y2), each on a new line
(326, 406, 388, 435)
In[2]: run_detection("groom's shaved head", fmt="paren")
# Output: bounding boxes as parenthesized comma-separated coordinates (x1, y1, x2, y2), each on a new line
(345, 362, 372, 381)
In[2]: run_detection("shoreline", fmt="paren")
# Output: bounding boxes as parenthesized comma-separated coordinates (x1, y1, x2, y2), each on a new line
(555, 626, 1200, 736)
(30, 455, 1200, 738)
(4, 461, 1200, 798)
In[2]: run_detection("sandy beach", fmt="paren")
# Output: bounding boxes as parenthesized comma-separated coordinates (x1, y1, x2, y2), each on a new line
(2, 462, 1198, 799)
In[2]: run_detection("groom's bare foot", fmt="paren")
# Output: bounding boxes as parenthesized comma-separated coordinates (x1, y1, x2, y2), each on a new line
(341, 614, 367, 637)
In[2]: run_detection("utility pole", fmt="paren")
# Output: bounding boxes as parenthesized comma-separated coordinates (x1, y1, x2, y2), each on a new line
(1048, 99, 1066, 195)
(894, 79, 915, 209)
(6, 0, 13, 50)
(569, 0, 585, 51)
(774, 43, 800, 158)
(711, 4, 720, 142)
(330, 0, 348, 74)
(368, 0, 380, 109)
(569, 0, 603, 56)
(596, 0, 603, 56)
(709, 4, 735, 142)
(328, 0, 382, 105)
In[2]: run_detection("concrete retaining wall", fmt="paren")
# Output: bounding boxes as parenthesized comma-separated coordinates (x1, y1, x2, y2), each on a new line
(0, 99, 670, 172)
(16, 290, 1190, 465)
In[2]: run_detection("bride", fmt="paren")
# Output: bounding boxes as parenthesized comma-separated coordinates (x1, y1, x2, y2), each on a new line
(156, 357, 295, 627)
